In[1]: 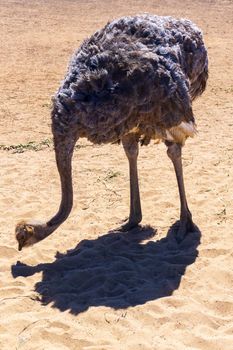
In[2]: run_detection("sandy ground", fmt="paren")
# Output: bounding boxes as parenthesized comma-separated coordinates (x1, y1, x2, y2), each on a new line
(0, 0, 233, 349)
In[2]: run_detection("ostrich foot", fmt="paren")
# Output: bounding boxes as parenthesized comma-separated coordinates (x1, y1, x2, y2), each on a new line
(117, 217, 141, 232)
(176, 216, 197, 242)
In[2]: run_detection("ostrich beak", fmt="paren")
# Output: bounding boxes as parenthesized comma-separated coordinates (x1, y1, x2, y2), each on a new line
(18, 242, 23, 251)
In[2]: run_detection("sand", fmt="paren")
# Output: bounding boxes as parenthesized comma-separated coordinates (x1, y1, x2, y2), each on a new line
(0, 0, 233, 349)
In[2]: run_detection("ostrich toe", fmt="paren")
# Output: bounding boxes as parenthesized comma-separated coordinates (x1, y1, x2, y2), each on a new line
(176, 217, 197, 242)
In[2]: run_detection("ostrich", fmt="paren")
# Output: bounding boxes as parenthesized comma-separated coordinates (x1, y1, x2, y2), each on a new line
(16, 14, 208, 251)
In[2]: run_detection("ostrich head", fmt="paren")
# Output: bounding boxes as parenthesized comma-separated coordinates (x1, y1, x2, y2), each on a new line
(15, 220, 48, 250)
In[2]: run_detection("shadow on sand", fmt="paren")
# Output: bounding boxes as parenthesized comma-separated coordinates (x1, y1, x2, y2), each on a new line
(12, 221, 201, 315)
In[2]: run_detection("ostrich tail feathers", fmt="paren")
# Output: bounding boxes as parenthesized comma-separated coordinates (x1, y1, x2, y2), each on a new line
(166, 121, 197, 145)
(179, 121, 197, 137)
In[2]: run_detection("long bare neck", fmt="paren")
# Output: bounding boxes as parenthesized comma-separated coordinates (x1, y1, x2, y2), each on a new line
(35, 135, 76, 241)
(34, 222, 59, 241)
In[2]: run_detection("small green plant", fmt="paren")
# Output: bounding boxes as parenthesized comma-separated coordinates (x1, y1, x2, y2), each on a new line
(0, 139, 52, 153)
(0, 139, 94, 153)
(104, 170, 121, 181)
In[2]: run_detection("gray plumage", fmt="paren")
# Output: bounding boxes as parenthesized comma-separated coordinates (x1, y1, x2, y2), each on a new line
(52, 14, 208, 144)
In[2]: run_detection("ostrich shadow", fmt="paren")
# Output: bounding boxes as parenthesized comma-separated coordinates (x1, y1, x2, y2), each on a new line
(12, 222, 201, 315)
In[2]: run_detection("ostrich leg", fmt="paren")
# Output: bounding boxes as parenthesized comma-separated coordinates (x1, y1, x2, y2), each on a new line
(121, 133, 142, 230)
(166, 141, 196, 240)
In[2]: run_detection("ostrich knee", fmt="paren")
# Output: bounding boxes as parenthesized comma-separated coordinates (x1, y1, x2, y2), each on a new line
(166, 141, 182, 162)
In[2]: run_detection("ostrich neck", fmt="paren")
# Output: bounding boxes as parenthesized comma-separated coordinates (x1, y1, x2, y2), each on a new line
(34, 223, 59, 241)
(35, 136, 75, 241)
(47, 161, 73, 226)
